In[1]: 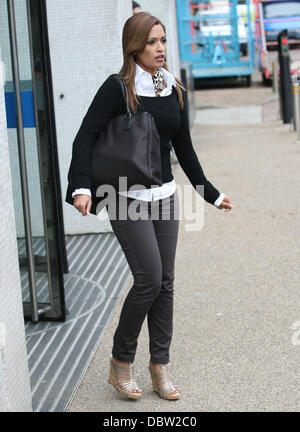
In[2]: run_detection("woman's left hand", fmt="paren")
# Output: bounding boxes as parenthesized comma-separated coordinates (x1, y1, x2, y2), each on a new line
(217, 195, 234, 212)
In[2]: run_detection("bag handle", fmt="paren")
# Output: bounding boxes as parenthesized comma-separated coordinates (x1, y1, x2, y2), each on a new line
(112, 74, 131, 119)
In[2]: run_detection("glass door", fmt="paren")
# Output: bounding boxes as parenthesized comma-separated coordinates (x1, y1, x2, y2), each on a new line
(1, 0, 67, 321)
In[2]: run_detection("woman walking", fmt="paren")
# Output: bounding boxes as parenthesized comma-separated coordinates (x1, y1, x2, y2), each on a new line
(67, 12, 234, 400)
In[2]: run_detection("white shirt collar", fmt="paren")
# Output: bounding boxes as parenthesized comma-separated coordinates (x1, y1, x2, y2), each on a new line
(135, 62, 176, 97)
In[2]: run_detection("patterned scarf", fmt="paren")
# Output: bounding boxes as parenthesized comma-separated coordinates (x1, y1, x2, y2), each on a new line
(152, 68, 166, 95)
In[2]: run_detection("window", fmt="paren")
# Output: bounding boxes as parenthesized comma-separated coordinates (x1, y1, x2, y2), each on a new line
(263, 2, 300, 18)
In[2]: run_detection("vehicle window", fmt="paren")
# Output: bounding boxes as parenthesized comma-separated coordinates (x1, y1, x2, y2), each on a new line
(263, 2, 300, 18)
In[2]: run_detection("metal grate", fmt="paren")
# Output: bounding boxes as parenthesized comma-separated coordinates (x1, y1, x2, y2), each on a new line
(24, 233, 131, 412)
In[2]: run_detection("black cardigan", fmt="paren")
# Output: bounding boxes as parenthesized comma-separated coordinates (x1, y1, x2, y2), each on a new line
(65, 74, 221, 214)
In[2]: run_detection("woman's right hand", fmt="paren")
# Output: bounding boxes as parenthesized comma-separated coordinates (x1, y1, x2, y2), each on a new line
(73, 194, 92, 216)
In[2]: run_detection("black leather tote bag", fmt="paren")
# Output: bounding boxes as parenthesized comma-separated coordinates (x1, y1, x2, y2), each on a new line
(90, 73, 162, 195)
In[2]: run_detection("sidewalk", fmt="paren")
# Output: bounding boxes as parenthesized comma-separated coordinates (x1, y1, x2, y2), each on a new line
(68, 78, 300, 412)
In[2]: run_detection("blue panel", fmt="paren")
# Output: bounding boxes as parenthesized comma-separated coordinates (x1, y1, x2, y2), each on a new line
(175, 0, 254, 78)
(4, 90, 36, 128)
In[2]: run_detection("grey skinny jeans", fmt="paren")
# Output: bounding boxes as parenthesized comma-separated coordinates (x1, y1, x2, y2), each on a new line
(105, 189, 179, 364)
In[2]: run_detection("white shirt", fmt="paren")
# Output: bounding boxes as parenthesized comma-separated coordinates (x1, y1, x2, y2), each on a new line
(72, 63, 225, 206)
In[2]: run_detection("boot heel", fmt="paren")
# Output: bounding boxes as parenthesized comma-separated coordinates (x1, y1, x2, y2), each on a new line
(107, 362, 115, 386)
(149, 370, 159, 392)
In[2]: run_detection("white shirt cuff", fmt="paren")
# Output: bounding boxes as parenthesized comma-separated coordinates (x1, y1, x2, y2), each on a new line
(214, 192, 225, 207)
(72, 188, 92, 198)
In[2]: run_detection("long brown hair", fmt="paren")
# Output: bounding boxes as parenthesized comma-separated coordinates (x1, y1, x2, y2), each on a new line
(118, 12, 186, 115)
